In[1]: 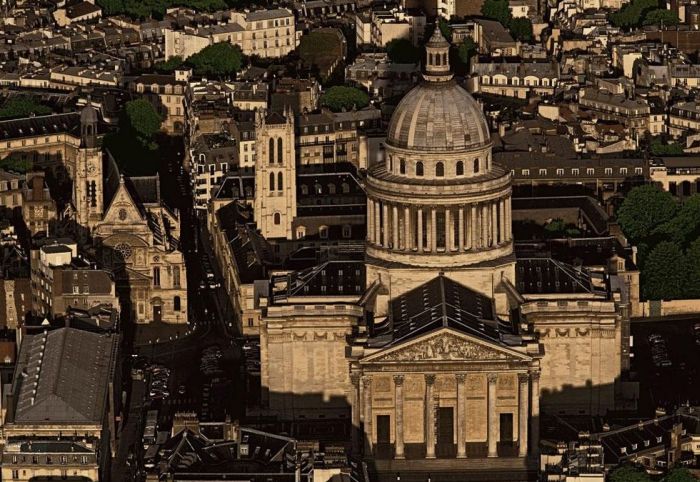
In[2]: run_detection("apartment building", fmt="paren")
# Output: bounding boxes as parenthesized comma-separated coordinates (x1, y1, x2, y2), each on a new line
(470, 61, 559, 99)
(131, 71, 189, 134)
(669, 101, 700, 137)
(355, 8, 426, 47)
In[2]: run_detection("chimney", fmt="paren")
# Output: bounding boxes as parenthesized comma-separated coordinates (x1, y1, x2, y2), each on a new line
(32, 174, 43, 199)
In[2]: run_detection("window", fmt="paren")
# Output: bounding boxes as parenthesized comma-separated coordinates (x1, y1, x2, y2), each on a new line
(301, 184, 309, 195)
(435, 162, 444, 177)
(572, 168, 579, 175)
(635, 167, 643, 175)
(539, 168, 547, 176)
(174, 296, 181, 311)
(587, 168, 595, 175)
(474, 159, 480, 173)
(277, 137, 283, 163)
(341, 182, 350, 193)
(399, 159, 406, 174)
(173, 266, 180, 288)
(456, 161, 464, 176)
(153, 267, 160, 287)
(314, 183, 322, 194)
(556, 168, 564, 176)
(342, 225, 351, 238)
(319, 226, 329, 238)
(620, 167, 628, 175)
(268, 138, 274, 164)
(278, 172, 283, 191)
(522, 169, 530, 176)
(416, 161, 424, 176)
(274, 212, 281, 225)
(296, 226, 306, 239)
(269, 172, 275, 191)
(248, 317, 254, 327)
(605, 167, 612, 175)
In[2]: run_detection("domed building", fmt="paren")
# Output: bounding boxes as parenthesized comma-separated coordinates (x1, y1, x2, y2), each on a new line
(366, 29, 515, 317)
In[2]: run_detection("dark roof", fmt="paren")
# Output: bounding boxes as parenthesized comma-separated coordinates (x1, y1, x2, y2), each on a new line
(66, 1, 101, 18)
(126, 176, 161, 205)
(216, 202, 271, 283)
(265, 111, 287, 125)
(515, 258, 604, 295)
(272, 260, 365, 301)
(0, 113, 79, 140)
(368, 276, 519, 349)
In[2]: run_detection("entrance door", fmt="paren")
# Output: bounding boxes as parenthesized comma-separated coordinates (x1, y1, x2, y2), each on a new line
(437, 407, 455, 457)
(376, 415, 390, 444)
(153, 305, 162, 323)
(500, 413, 514, 442)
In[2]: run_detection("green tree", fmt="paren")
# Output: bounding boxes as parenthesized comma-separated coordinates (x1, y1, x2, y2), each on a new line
(616, 185, 677, 243)
(650, 137, 684, 155)
(0, 96, 52, 119)
(185, 42, 242, 78)
(609, 466, 652, 482)
(509, 17, 533, 42)
(320, 86, 369, 112)
(386, 38, 420, 64)
(481, 0, 512, 26)
(662, 468, 697, 482)
(642, 241, 686, 300)
(96, 0, 125, 15)
(609, 0, 659, 29)
(438, 18, 452, 41)
(0, 155, 32, 173)
(643, 8, 680, 25)
(652, 195, 700, 246)
(457, 37, 477, 68)
(684, 238, 700, 299)
(154, 56, 184, 73)
(124, 99, 162, 149)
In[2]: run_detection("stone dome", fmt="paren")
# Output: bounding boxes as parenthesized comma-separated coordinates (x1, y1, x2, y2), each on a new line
(386, 80, 490, 152)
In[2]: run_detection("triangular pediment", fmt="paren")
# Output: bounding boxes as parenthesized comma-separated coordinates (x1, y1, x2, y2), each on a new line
(360, 328, 531, 364)
(101, 180, 144, 225)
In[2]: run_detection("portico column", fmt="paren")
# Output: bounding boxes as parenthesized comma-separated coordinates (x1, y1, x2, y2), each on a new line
(469, 205, 476, 249)
(530, 371, 540, 455)
(487, 373, 498, 458)
(351, 373, 361, 453)
(404, 206, 411, 250)
(518, 373, 529, 457)
(505, 199, 512, 241)
(367, 201, 374, 243)
(458, 208, 464, 251)
(374, 201, 381, 246)
(394, 375, 405, 459)
(425, 374, 436, 459)
(363, 376, 373, 455)
(382, 203, 389, 248)
(392, 205, 399, 249)
(431, 208, 437, 252)
(417, 208, 424, 251)
(491, 203, 498, 247)
(456, 374, 467, 458)
(499, 199, 505, 245)
(481, 204, 489, 248)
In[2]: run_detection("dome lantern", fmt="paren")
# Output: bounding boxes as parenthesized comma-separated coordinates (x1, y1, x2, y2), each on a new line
(424, 27, 452, 82)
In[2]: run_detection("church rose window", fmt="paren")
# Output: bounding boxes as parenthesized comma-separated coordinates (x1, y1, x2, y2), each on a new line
(114, 243, 132, 260)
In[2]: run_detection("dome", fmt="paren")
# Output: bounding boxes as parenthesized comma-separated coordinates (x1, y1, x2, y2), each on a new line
(80, 103, 99, 124)
(386, 80, 490, 152)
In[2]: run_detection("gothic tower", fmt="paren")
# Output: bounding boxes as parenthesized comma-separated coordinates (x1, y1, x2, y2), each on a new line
(254, 107, 297, 240)
(74, 103, 104, 229)
(365, 29, 515, 316)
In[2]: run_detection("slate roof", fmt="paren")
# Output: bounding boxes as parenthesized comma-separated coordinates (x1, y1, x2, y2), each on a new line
(515, 257, 602, 295)
(127, 176, 161, 205)
(370, 275, 517, 348)
(0, 113, 79, 140)
(272, 260, 365, 301)
(12, 327, 117, 425)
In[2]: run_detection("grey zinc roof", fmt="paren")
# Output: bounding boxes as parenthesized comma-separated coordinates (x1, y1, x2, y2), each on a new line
(386, 80, 490, 152)
(13, 328, 117, 425)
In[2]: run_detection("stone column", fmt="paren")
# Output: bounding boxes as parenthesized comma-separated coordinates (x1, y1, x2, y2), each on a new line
(417, 208, 424, 251)
(382, 203, 389, 248)
(518, 373, 529, 457)
(505, 199, 512, 241)
(445, 209, 452, 251)
(392, 205, 399, 249)
(374, 200, 381, 246)
(367, 200, 374, 243)
(499, 199, 505, 245)
(481, 204, 489, 248)
(530, 371, 540, 455)
(491, 202, 498, 247)
(404, 206, 411, 250)
(425, 374, 436, 459)
(431, 208, 437, 252)
(394, 375, 405, 459)
(363, 376, 373, 455)
(456, 374, 467, 458)
(351, 373, 361, 453)
(458, 208, 464, 251)
(487, 373, 498, 458)
(469, 205, 476, 249)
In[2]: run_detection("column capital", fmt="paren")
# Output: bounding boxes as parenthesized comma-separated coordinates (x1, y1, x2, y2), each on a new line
(455, 373, 466, 383)
(529, 370, 540, 382)
(362, 375, 373, 388)
(487, 373, 498, 384)
(425, 373, 436, 386)
(393, 374, 405, 386)
(350, 373, 361, 386)
(518, 372, 529, 384)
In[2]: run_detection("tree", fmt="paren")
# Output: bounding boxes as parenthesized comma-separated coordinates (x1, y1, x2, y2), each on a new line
(0, 155, 32, 173)
(652, 194, 700, 246)
(663, 468, 697, 482)
(0, 96, 52, 119)
(642, 241, 686, 300)
(481, 0, 512, 26)
(154, 56, 184, 73)
(616, 185, 677, 243)
(509, 17, 533, 42)
(609, 0, 659, 29)
(438, 18, 452, 41)
(643, 8, 680, 26)
(609, 466, 652, 482)
(386, 38, 420, 64)
(125, 99, 162, 149)
(650, 137, 684, 155)
(185, 42, 242, 78)
(685, 238, 700, 298)
(457, 37, 477, 68)
(320, 86, 369, 112)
